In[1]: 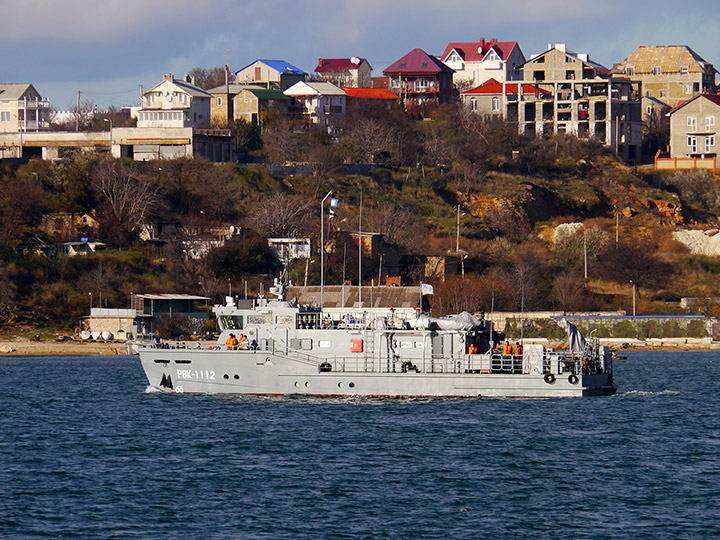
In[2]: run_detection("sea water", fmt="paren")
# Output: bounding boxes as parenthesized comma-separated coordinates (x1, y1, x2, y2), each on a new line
(0, 352, 718, 539)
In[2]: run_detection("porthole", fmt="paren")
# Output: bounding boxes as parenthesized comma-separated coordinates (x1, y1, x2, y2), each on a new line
(349, 382, 355, 388)
(305, 381, 311, 388)
(294, 381, 300, 387)
(338, 382, 344, 388)
(234, 374, 239, 380)
(223, 374, 229, 379)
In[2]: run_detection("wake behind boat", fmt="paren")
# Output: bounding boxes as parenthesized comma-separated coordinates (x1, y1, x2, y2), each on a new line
(138, 278, 617, 398)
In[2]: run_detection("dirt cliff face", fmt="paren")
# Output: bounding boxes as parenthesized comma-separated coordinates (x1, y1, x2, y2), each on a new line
(458, 171, 686, 231)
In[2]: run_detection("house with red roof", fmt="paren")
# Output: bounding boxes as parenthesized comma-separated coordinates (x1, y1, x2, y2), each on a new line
(342, 87, 400, 112)
(383, 49, 454, 106)
(315, 57, 372, 88)
(440, 38, 525, 89)
(667, 93, 720, 159)
(460, 79, 550, 117)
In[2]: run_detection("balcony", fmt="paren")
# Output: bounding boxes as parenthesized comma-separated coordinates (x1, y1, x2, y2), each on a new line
(19, 119, 50, 132)
(19, 97, 50, 110)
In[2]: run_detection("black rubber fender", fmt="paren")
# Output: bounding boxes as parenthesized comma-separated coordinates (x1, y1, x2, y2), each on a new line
(568, 374, 579, 384)
(544, 373, 556, 384)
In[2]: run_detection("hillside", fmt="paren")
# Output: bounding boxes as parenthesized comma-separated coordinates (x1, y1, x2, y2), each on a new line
(2, 112, 720, 332)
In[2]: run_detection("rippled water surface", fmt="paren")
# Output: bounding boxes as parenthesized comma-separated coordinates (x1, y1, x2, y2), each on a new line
(1, 352, 718, 539)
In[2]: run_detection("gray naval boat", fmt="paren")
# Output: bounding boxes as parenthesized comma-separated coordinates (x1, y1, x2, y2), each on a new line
(138, 280, 617, 398)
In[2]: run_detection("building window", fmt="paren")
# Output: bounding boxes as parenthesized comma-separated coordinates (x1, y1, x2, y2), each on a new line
(706, 115, 716, 131)
(688, 116, 697, 132)
(470, 97, 477, 112)
(391, 77, 400, 88)
(626, 66, 635, 76)
(646, 105, 652, 115)
(652, 66, 662, 75)
(0, 111, 9, 122)
(688, 136, 697, 153)
(491, 96, 500, 112)
(680, 66, 689, 74)
(217, 97, 222, 106)
(660, 90, 665, 98)
(417, 78, 429, 88)
(684, 84, 692, 94)
(705, 136, 715, 153)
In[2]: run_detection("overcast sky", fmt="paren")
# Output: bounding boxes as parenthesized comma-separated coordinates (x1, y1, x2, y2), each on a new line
(3, 0, 720, 110)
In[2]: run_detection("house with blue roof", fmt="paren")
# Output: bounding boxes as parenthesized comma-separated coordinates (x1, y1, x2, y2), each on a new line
(235, 60, 307, 91)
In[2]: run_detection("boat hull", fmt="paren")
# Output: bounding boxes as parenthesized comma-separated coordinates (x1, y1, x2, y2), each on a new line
(139, 348, 617, 399)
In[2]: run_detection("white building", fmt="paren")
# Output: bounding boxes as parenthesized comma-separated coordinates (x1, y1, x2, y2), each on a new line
(440, 38, 526, 89)
(0, 83, 50, 133)
(137, 74, 211, 129)
(284, 81, 346, 130)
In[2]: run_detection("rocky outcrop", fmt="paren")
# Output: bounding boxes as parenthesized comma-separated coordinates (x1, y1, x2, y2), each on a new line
(653, 200, 684, 223)
(672, 229, 720, 255)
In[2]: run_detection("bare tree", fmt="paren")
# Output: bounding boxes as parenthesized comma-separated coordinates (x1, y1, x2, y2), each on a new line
(187, 67, 226, 89)
(307, 143, 341, 180)
(342, 118, 399, 164)
(367, 203, 426, 251)
(248, 193, 314, 238)
(90, 158, 164, 243)
(552, 270, 587, 312)
(262, 117, 305, 165)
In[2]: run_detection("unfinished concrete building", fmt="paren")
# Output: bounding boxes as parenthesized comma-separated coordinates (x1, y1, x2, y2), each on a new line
(487, 43, 642, 163)
(614, 45, 716, 109)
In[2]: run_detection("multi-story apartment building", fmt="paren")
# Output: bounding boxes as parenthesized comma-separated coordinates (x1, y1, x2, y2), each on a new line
(137, 74, 211, 129)
(440, 38, 525, 89)
(314, 58, 372, 88)
(614, 45, 716, 109)
(472, 43, 642, 162)
(0, 84, 50, 133)
(383, 48, 454, 105)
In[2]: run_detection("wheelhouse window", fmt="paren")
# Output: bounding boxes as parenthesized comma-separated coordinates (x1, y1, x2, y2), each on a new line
(218, 315, 243, 330)
(247, 314, 273, 325)
(276, 315, 293, 326)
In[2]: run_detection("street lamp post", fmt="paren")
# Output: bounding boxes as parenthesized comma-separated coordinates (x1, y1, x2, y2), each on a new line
(88, 292, 92, 311)
(630, 280, 636, 316)
(320, 190, 332, 309)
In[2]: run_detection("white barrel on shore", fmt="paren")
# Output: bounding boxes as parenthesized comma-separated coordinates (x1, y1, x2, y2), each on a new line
(80, 330, 91, 340)
(101, 331, 113, 341)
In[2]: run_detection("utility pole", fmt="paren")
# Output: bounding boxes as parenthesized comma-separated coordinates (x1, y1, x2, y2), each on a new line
(584, 233, 588, 287)
(76, 90, 81, 132)
(456, 204, 460, 254)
